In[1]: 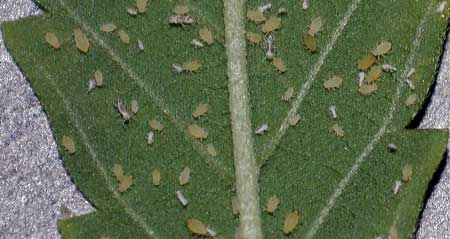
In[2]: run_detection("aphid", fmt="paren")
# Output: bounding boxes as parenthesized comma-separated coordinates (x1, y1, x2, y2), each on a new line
(187, 219, 208, 236)
(172, 63, 184, 73)
(272, 57, 287, 73)
(382, 64, 397, 73)
(405, 79, 415, 90)
(404, 94, 418, 107)
(277, 8, 288, 15)
(118, 30, 130, 44)
(406, 68, 416, 79)
(388, 143, 397, 153)
(402, 164, 413, 183)
(207, 227, 217, 237)
(437, 1, 447, 14)
(131, 100, 139, 114)
(179, 167, 191, 186)
(95, 70, 103, 87)
(308, 16, 323, 37)
(261, 16, 282, 33)
(332, 123, 344, 138)
(258, 3, 272, 13)
(232, 196, 240, 215)
(115, 99, 131, 122)
(193, 103, 209, 118)
(329, 105, 337, 120)
(367, 65, 383, 83)
(127, 7, 138, 16)
(288, 114, 301, 126)
(358, 72, 366, 86)
(118, 175, 133, 192)
(302, 0, 309, 10)
(283, 210, 300, 235)
(303, 34, 318, 53)
(176, 190, 189, 207)
(393, 180, 402, 195)
(152, 169, 161, 186)
(246, 32, 262, 45)
(168, 15, 195, 25)
(182, 60, 202, 73)
(112, 164, 124, 181)
(282, 87, 294, 102)
(372, 40, 392, 57)
(323, 75, 343, 90)
(191, 38, 204, 48)
(100, 23, 117, 32)
(188, 124, 208, 140)
(358, 83, 377, 96)
(265, 34, 275, 59)
(357, 55, 376, 71)
(62, 135, 76, 154)
(149, 119, 164, 131)
(147, 131, 155, 145)
(174, 5, 190, 15)
(199, 28, 214, 45)
(207, 144, 217, 157)
(135, 0, 148, 13)
(74, 28, 90, 53)
(88, 79, 97, 93)
(45, 32, 60, 49)
(255, 123, 269, 135)
(388, 226, 399, 239)
(246, 9, 266, 24)
(137, 39, 144, 51)
(265, 195, 280, 214)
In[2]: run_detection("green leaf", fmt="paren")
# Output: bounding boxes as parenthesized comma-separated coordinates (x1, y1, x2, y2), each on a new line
(3, 0, 449, 238)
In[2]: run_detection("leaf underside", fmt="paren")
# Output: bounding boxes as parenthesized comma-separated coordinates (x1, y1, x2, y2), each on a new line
(3, 0, 449, 238)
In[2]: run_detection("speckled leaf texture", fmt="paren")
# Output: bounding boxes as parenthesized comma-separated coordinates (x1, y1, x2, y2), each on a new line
(3, 0, 450, 238)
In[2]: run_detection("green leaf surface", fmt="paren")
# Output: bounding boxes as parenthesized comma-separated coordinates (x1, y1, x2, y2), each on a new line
(3, 0, 449, 238)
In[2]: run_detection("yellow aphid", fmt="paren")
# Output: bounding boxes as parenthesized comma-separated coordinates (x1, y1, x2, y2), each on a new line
(323, 75, 343, 90)
(265, 195, 280, 214)
(62, 135, 76, 154)
(131, 100, 139, 114)
(187, 219, 208, 236)
(118, 175, 133, 192)
(149, 119, 164, 131)
(174, 4, 190, 15)
(288, 114, 301, 126)
(261, 16, 282, 33)
(152, 169, 161, 186)
(246, 32, 262, 44)
(199, 28, 214, 45)
(188, 124, 208, 140)
(283, 211, 300, 235)
(45, 32, 60, 49)
(402, 164, 413, 183)
(405, 94, 417, 107)
(372, 40, 392, 57)
(118, 30, 130, 44)
(303, 34, 318, 53)
(136, 0, 148, 13)
(179, 167, 191, 186)
(74, 28, 90, 53)
(193, 103, 209, 118)
(282, 87, 294, 102)
(358, 83, 377, 96)
(308, 16, 323, 37)
(232, 196, 240, 215)
(182, 60, 202, 73)
(100, 23, 117, 32)
(246, 9, 266, 24)
(357, 54, 376, 71)
(112, 164, 124, 181)
(367, 65, 383, 83)
(332, 123, 344, 138)
(207, 144, 217, 157)
(272, 57, 286, 73)
(94, 70, 103, 87)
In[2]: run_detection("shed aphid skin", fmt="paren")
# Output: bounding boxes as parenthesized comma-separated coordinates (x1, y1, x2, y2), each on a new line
(137, 39, 144, 51)
(187, 124, 208, 140)
(182, 60, 202, 73)
(272, 57, 287, 73)
(246, 32, 262, 45)
(367, 65, 383, 83)
(232, 196, 240, 215)
(147, 131, 155, 145)
(199, 28, 214, 45)
(332, 123, 344, 138)
(265, 195, 280, 214)
(265, 34, 275, 59)
(302, 0, 309, 10)
(359, 83, 378, 96)
(372, 40, 392, 57)
(152, 169, 161, 187)
(283, 210, 300, 235)
(179, 167, 191, 186)
(255, 123, 269, 135)
(303, 34, 318, 53)
(323, 75, 343, 90)
(127, 7, 138, 16)
(172, 63, 184, 73)
(115, 99, 131, 122)
(131, 100, 139, 114)
(168, 15, 195, 25)
(149, 119, 164, 131)
(288, 114, 301, 126)
(261, 16, 282, 33)
(258, 3, 272, 13)
(358, 72, 366, 86)
(437, 1, 448, 14)
(382, 64, 397, 73)
(191, 38, 205, 48)
(402, 164, 413, 183)
(88, 79, 96, 93)
(174, 4, 190, 15)
(187, 219, 208, 236)
(135, 0, 148, 14)
(329, 105, 337, 120)
(388, 143, 397, 153)
(282, 87, 294, 102)
(74, 28, 90, 53)
(206, 227, 217, 237)
(193, 103, 209, 118)
(357, 54, 376, 71)
(277, 8, 288, 15)
(246, 9, 266, 24)
(100, 23, 117, 33)
(118, 30, 130, 44)
(62, 135, 76, 154)
(308, 16, 323, 37)
(176, 190, 189, 207)
(94, 70, 103, 87)
(404, 94, 418, 107)
(393, 180, 402, 195)
(45, 32, 60, 49)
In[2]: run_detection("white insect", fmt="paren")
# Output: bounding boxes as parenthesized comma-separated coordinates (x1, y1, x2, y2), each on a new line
(115, 99, 131, 122)
(255, 123, 269, 135)
(437, 1, 447, 14)
(88, 79, 96, 93)
(382, 64, 397, 73)
(302, 0, 309, 10)
(405, 79, 415, 90)
(329, 105, 337, 120)
(137, 39, 144, 51)
(207, 227, 217, 237)
(406, 68, 416, 79)
(388, 143, 397, 152)
(191, 38, 205, 48)
(393, 180, 402, 195)
(176, 190, 189, 207)
(264, 34, 275, 60)
(172, 63, 184, 73)
(277, 8, 288, 15)
(127, 7, 138, 16)
(358, 71, 366, 86)
(147, 131, 155, 145)
(258, 3, 272, 13)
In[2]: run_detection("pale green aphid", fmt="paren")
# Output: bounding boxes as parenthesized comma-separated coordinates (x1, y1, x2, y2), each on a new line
(402, 164, 413, 183)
